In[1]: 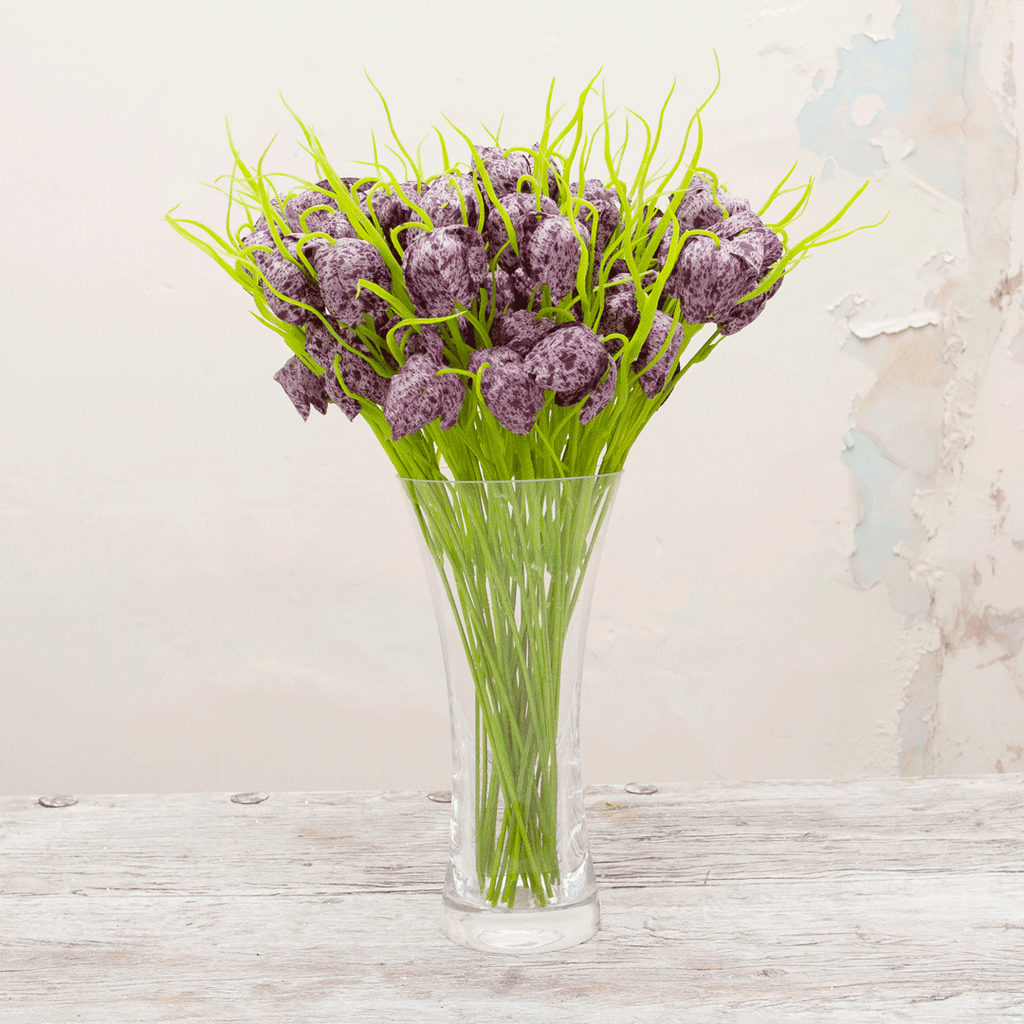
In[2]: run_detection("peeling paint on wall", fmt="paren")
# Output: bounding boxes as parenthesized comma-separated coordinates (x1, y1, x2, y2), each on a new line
(805, 0, 1024, 775)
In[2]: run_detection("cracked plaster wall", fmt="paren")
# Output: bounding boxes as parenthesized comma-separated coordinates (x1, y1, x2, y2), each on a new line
(799, 0, 1024, 776)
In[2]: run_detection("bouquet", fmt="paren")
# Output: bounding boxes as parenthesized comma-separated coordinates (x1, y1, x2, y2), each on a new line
(168, 73, 868, 482)
(170, 73, 870, 924)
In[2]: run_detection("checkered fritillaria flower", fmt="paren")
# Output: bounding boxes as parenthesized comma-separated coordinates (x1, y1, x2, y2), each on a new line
(170, 75, 870, 480)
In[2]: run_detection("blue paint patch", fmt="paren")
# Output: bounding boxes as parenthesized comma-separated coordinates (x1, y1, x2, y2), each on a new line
(797, 1, 968, 196)
(841, 428, 921, 589)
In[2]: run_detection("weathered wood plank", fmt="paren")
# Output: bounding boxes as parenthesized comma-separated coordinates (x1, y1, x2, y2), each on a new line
(3, 777, 1022, 894)
(1, 777, 1022, 1021)
(1, 877, 1021, 1022)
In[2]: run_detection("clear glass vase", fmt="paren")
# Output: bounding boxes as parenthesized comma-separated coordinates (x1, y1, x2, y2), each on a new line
(400, 472, 622, 954)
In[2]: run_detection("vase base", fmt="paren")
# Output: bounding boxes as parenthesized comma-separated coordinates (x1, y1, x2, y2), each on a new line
(440, 891, 600, 954)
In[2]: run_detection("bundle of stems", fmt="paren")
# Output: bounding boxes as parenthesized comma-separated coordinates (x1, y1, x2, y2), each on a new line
(405, 473, 619, 906)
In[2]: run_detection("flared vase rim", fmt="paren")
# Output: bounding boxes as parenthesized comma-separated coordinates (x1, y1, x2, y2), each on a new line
(397, 471, 624, 485)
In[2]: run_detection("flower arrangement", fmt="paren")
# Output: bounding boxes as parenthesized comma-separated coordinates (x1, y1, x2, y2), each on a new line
(169, 73, 871, 929)
(168, 72, 867, 483)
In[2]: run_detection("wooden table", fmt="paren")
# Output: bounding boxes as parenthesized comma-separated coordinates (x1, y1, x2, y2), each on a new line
(2, 776, 1022, 1022)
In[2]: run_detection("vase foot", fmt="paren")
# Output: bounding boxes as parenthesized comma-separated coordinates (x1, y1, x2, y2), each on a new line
(440, 891, 600, 954)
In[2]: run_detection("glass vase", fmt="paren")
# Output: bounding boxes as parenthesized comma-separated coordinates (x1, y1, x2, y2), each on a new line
(400, 472, 622, 954)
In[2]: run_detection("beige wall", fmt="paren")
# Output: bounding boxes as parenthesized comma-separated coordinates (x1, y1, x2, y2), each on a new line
(2, 0, 1022, 794)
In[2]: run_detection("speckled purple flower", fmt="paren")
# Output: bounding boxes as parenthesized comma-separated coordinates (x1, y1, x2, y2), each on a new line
(284, 189, 356, 239)
(468, 347, 545, 435)
(260, 253, 324, 326)
(716, 227, 785, 335)
(598, 276, 641, 340)
(476, 145, 559, 199)
(671, 173, 727, 234)
(383, 353, 464, 440)
(571, 178, 620, 260)
(309, 238, 391, 328)
(523, 323, 608, 400)
(417, 173, 480, 230)
(666, 232, 763, 325)
(633, 311, 685, 398)
(481, 267, 517, 319)
(297, 321, 371, 418)
(484, 193, 560, 271)
(577, 353, 618, 423)
(490, 310, 556, 357)
(273, 356, 330, 420)
(404, 324, 446, 362)
(363, 180, 422, 250)
(521, 216, 583, 303)
(402, 225, 488, 318)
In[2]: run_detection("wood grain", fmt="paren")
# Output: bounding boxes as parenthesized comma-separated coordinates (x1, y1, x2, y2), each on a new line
(2, 777, 1022, 1022)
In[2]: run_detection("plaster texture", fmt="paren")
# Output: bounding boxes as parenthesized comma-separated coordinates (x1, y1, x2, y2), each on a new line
(1, 0, 1021, 793)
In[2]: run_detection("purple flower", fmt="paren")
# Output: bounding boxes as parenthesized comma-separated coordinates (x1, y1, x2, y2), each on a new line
(403, 324, 445, 362)
(598, 276, 641, 340)
(666, 233, 763, 324)
(273, 356, 330, 420)
(309, 238, 391, 328)
(383, 354, 464, 440)
(716, 227, 785, 335)
(523, 323, 609, 398)
(577, 353, 618, 424)
(363, 180, 422, 251)
(260, 254, 324, 326)
(338, 345, 390, 404)
(306, 318, 393, 404)
(476, 145, 560, 199)
(307, 319, 391, 405)
(571, 179, 620, 260)
(481, 267, 516, 319)
(521, 215, 584, 302)
(295, 321, 370, 418)
(402, 225, 488, 318)
(468, 347, 545, 435)
(490, 310, 556, 357)
(670, 173, 726, 233)
(284, 189, 356, 239)
(417, 173, 480, 230)
(484, 192, 560, 271)
(633, 311, 685, 397)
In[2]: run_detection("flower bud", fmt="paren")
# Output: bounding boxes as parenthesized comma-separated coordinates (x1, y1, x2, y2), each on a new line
(716, 227, 785, 335)
(402, 225, 488, 318)
(404, 324, 445, 363)
(468, 347, 545, 435)
(363, 180, 422, 251)
(481, 267, 516, 320)
(285, 189, 356, 239)
(578, 353, 618, 423)
(598, 276, 641, 340)
(418, 173, 480, 230)
(476, 145, 560, 199)
(671, 173, 726, 233)
(311, 238, 391, 328)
